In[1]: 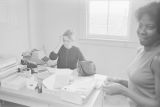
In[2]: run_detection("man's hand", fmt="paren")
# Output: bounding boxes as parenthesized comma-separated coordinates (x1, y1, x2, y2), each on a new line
(46, 60, 57, 67)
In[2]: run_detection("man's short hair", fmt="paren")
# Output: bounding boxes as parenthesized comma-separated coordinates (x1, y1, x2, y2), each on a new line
(63, 30, 74, 41)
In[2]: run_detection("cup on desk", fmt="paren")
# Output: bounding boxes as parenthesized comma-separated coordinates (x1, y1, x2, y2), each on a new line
(37, 79, 43, 93)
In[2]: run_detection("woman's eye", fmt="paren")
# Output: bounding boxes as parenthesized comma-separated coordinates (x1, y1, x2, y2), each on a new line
(138, 24, 156, 30)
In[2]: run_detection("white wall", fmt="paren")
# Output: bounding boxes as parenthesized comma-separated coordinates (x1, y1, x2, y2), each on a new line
(38, 0, 80, 54)
(28, 0, 45, 49)
(0, 0, 30, 57)
(0, 0, 44, 58)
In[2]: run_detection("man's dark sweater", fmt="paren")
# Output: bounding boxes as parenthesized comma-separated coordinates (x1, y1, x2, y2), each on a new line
(49, 45, 85, 69)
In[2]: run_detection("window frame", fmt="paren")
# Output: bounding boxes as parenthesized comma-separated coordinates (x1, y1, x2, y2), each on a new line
(86, 0, 132, 41)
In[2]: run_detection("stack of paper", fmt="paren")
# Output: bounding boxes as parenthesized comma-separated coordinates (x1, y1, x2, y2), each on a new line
(0, 57, 17, 70)
(43, 69, 73, 90)
(0, 57, 18, 79)
(1, 73, 26, 90)
(60, 77, 97, 104)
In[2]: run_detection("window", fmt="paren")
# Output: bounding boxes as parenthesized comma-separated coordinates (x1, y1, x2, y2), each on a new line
(87, 0, 131, 40)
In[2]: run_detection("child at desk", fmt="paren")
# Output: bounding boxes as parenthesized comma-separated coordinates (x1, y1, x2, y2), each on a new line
(48, 30, 85, 70)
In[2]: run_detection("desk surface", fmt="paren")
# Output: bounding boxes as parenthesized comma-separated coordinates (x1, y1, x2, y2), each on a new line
(0, 74, 106, 107)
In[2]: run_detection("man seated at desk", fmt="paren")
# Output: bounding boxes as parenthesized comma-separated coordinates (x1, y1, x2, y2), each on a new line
(48, 30, 85, 70)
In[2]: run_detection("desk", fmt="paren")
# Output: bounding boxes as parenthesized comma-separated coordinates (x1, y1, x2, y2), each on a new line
(0, 74, 106, 107)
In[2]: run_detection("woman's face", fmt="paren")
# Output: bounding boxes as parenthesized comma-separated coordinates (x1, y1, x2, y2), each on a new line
(137, 14, 160, 47)
(63, 36, 73, 49)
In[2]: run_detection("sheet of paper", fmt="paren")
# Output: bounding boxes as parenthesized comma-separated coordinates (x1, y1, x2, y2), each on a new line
(42, 74, 56, 90)
(43, 69, 73, 90)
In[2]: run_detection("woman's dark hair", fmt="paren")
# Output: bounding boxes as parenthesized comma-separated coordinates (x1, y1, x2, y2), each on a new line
(136, 2, 160, 33)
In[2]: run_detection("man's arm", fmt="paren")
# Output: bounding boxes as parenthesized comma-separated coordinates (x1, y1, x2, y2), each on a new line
(77, 48, 85, 61)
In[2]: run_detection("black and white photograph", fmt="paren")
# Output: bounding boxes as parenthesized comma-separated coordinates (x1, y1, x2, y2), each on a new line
(0, 0, 160, 107)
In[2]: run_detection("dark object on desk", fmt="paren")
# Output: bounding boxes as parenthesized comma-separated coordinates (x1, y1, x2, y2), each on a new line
(30, 68, 37, 74)
(35, 81, 42, 93)
(22, 49, 46, 65)
(49, 51, 58, 60)
(21, 59, 28, 65)
(21, 59, 37, 74)
(41, 56, 50, 62)
(77, 61, 96, 76)
(21, 59, 37, 68)
(17, 65, 27, 73)
(27, 62, 37, 68)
